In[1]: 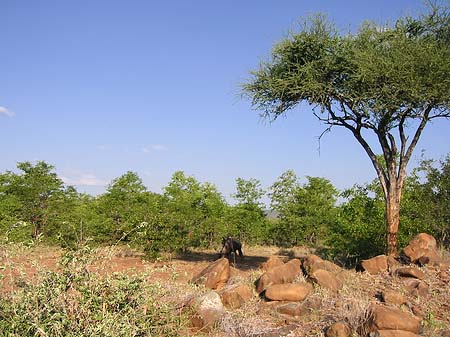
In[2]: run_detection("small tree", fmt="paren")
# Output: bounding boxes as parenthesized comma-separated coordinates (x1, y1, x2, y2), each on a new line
(243, 6, 450, 255)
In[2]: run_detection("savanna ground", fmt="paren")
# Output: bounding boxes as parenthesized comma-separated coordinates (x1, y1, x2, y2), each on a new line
(1, 243, 449, 337)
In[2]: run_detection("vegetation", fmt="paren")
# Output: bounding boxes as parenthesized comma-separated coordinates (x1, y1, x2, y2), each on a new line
(1, 154, 449, 264)
(242, 5, 450, 255)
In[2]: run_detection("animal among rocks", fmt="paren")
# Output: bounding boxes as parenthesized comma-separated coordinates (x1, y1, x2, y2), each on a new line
(220, 237, 243, 260)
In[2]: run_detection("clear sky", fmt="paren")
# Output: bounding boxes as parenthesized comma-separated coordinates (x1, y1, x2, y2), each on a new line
(1, 0, 449, 201)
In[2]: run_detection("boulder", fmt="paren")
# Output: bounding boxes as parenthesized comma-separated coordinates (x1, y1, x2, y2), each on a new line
(364, 305, 421, 334)
(255, 258, 301, 294)
(308, 260, 343, 275)
(188, 291, 224, 331)
(325, 321, 351, 337)
(219, 283, 253, 309)
(260, 256, 285, 271)
(403, 279, 429, 297)
(392, 267, 425, 280)
(380, 290, 408, 306)
(264, 283, 312, 301)
(302, 254, 324, 269)
(190, 258, 230, 290)
(402, 233, 439, 264)
(361, 255, 389, 274)
(369, 330, 421, 337)
(309, 269, 343, 294)
(275, 297, 322, 317)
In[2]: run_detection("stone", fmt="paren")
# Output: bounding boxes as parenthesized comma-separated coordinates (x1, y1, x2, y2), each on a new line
(325, 321, 351, 337)
(188, 291, 224, 331)
(410, 304, 425, 319)
(361, 255, 389, 274)
(190, 258, 230, 290)
(380, 290, 408, 306)
(369, 330, 421, 337)
(403, 279, 429, 297)
(276, 297, 322, 317)
(302, 254, 324, 269)
(309, 269, 343, 293)
(219, 283, 253, 309)
(264, 283, 312, 301)
(364, 305, 421, 334)
(393, 267, 425, 280)
(260, 256, 285, 271)
(255, 258, 301, 294)
(402, 233, 439, 264)
(308, 260, 343, 275)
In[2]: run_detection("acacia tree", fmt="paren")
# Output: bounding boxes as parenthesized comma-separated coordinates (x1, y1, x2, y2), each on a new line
(243, 6, 450, 255)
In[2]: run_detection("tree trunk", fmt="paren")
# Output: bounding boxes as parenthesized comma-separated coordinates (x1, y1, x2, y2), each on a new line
(385, 188, 400, 256)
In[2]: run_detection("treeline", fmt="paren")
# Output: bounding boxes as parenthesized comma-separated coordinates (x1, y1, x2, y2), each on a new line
(1, 156, 449, 263)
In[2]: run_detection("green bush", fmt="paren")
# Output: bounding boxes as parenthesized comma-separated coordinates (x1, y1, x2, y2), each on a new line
(0, 247, 187, 337)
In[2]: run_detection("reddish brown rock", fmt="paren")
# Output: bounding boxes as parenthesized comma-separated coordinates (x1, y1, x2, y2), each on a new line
(264, 283, 312, 301)
(364, 305, 421, 334)
(309, 269, 343, 293)
(219, 283, 253, 309)
(325, 321, 351, 337)
(190, 258, 230, 290)
(410, 304, 425, 319)
(308, 260, 343, 275)
(370, 330, 421, 337)
(402, 233, 439, 264)
(380, 290, 408, 306)
(256, 258, 302, 294)
(260, 256, 285, 271)
(302, 254, 324, 269)
(403, 279, 429, 297)
(361, 255, 389, 274)
(275, 297, 322, 317)
(393, 267, 425, 280)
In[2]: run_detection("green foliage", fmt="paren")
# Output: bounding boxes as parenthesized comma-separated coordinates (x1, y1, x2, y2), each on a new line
(269, 171, 338, 246)
(243, 4, 450, 255)
(402, 154, 450, 247)
(0, 246, 186, 336)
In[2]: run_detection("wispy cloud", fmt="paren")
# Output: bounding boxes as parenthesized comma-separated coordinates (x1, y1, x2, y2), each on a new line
(61, 172, 108, 187)
(0, 106, 15, 117)
(142, 144, 168, 154)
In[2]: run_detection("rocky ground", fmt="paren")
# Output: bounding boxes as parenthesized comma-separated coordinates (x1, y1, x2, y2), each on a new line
(1, 234, 449, 337)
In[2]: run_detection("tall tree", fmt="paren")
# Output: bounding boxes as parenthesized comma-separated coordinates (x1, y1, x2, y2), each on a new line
(0, 161, 65, 238)
(243, 6, 450, 255)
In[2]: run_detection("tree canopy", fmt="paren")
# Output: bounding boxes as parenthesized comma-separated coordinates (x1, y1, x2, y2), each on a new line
(243, 5, 450, 255)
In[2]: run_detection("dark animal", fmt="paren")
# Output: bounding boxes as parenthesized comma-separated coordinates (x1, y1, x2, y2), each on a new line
(220, 237, 243, 260)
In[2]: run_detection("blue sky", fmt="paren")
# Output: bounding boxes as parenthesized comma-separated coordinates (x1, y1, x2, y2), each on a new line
(1, 0, 449, 202)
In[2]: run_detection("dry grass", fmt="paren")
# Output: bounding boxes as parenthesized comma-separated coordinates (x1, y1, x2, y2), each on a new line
(1, 244, 449, 336)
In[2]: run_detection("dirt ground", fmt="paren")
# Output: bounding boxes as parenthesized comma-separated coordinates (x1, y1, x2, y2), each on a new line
(1, 244, 449, 337)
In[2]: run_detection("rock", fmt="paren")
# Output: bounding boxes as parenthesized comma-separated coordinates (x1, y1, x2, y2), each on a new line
(190, 258, 230, 290)
(410, 304, 425, 319)
(308, 260, 343, 275)
(276, 297, 322, 317)
(361, 255, 389, 274)
(393, 267, 425, 280)
(188, 291, 224, 330)
(264, 283, 312, 301)
(302, 254, 324, 269)
(219, 283, 253, 309)
(248, 324, 299, 337)
(260, 256, 285, 271)
(369, 330, 421, 337)
(380, 290, 408, 306)
(364, 305, 421, 334)
(325, 321, 351, 337)
(403, 279, 429, 297)
(309, 269, 343, 293)
(402, 233, 439, 264)
(255, 258, 301, 294)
